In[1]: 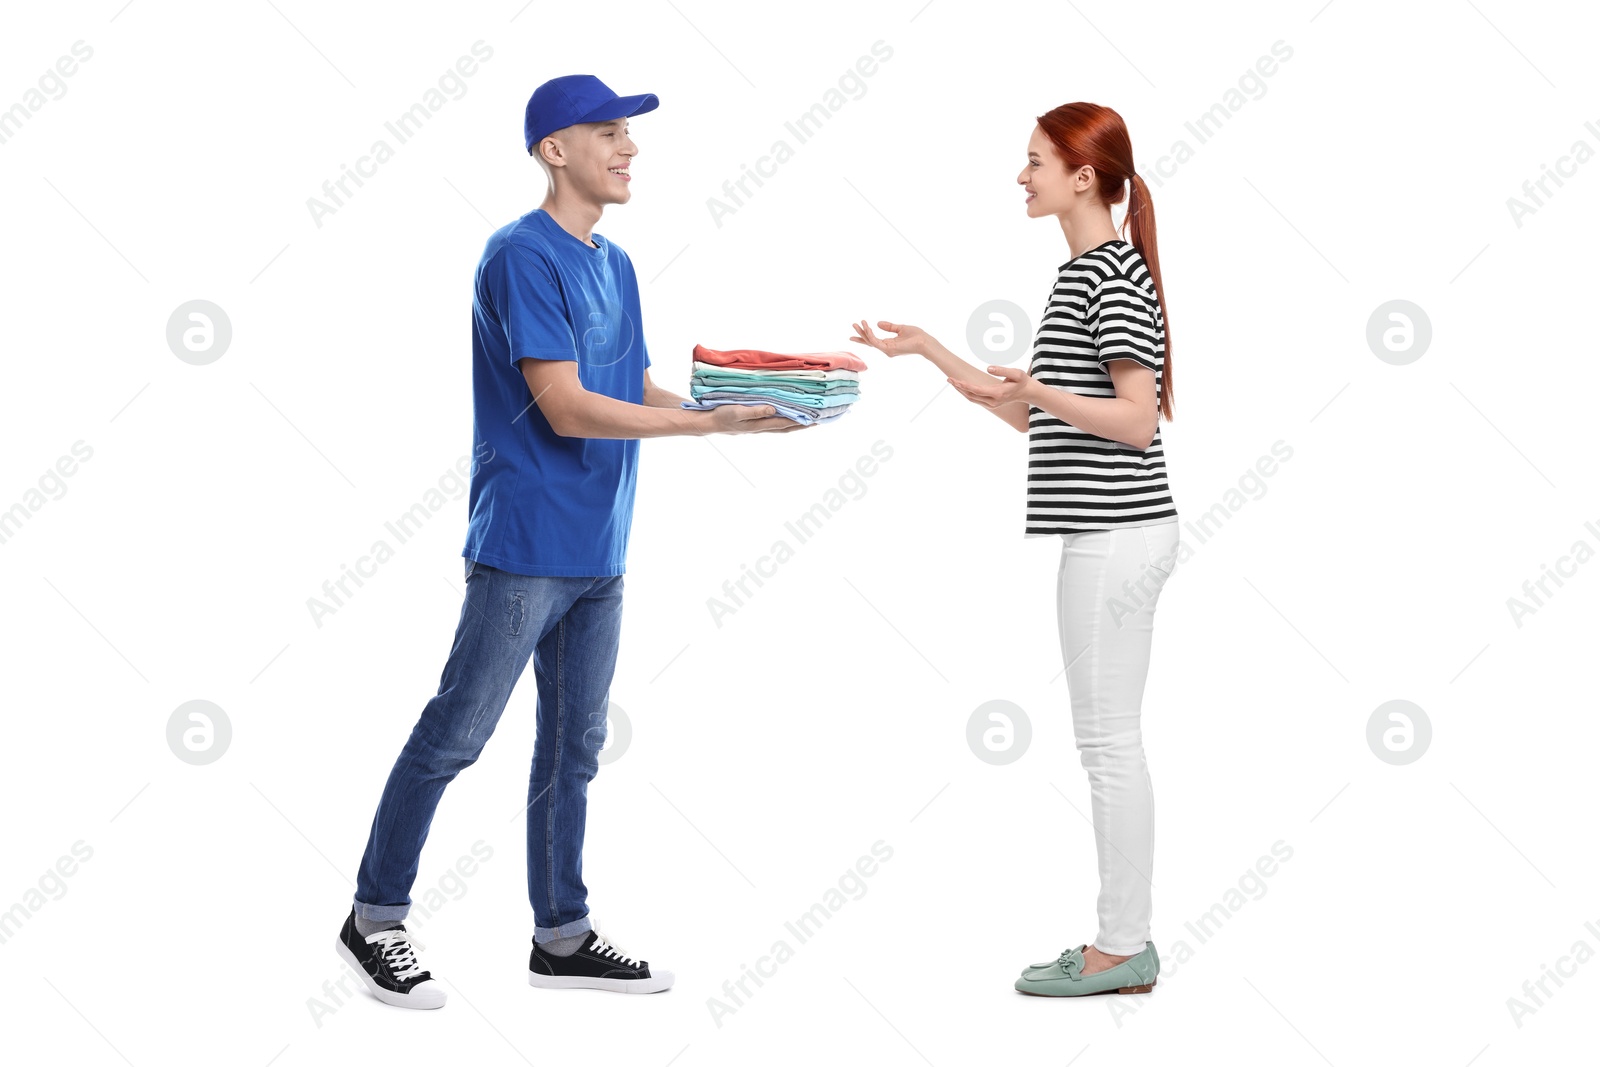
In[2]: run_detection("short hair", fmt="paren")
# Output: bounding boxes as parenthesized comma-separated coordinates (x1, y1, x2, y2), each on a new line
(532, 133, 563, 192)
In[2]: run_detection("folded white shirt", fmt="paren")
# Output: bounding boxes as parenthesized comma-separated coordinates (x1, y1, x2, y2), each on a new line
(689, 360, 860, 382)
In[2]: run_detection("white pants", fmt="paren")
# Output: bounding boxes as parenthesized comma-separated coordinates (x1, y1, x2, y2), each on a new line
(1056, 519, 1179, 956)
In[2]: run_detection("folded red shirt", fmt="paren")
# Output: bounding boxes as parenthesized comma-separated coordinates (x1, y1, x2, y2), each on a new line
(693, 343, 868, 373)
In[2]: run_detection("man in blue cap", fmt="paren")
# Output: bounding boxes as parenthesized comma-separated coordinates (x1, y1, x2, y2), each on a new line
(335, 74, 808, 1010)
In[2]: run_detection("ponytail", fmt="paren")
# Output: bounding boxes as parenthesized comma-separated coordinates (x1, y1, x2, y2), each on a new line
(1036, 104, 1174, 420)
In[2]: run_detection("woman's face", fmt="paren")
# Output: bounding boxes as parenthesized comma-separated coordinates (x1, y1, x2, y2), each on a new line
(1018, 125, 1079, 218)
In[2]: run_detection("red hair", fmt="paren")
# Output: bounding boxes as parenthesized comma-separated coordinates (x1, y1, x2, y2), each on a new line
(1035, 102, 1174, 420)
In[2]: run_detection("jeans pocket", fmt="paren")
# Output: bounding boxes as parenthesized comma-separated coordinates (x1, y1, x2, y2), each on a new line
(1139, 522, 1178, 576)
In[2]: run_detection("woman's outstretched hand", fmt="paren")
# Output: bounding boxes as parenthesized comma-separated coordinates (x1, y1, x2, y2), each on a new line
(849, 319, 930, 358)
(948, 364, 1037, 409)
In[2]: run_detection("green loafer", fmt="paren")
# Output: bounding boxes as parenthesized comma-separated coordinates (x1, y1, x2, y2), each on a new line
(1017, 940, 1159, 975)
(1014, 941, 1159, 996)
(1017, 941, 1153, 975)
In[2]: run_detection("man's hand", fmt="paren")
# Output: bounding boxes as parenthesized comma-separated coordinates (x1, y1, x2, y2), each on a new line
(709, 403, 813, 433)
(519, 356, 810, 437)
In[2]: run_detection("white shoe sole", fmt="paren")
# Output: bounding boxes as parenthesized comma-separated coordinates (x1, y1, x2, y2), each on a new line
(527, 968, 674, 994)
(335, 937, 447, 1009)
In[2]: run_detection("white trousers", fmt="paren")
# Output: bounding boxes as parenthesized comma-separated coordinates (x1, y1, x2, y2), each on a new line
(1056, 519, 1179, 956)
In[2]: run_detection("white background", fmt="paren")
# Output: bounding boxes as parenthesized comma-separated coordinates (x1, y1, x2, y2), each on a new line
(2, 0, 1596, 1064)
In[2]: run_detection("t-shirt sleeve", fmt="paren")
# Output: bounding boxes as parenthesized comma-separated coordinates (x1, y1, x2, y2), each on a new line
(490, 243, 579, 367)
(1088, 268, 1161, 373)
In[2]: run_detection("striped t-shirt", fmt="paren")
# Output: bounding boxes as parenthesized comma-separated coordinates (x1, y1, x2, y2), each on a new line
(1025, 239, 1178, 535)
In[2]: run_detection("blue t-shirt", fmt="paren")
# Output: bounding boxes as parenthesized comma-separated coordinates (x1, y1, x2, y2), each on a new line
(463, 208, 651, 577)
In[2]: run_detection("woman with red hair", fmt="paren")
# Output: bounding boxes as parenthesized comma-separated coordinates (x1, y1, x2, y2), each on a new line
(851, 102, 1179, 997)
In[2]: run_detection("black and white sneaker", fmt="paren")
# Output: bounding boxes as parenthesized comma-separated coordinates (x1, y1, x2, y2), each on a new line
(528, 929, 674, 993)
(335, 908, 447, 1009)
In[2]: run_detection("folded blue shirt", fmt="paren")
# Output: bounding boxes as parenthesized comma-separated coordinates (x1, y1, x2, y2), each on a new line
(679, 397, 853, 425)
(689, 385, 857, 408)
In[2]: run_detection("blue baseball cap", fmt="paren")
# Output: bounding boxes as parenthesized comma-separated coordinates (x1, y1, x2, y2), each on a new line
(524, 74, 659, 155)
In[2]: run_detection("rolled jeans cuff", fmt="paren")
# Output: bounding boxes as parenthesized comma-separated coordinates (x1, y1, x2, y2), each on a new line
(534, 915, 592, 943)
(353, 898, 411, 923)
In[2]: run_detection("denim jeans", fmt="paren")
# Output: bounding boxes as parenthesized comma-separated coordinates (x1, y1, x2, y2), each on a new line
(353, 558, 624, 942)
(1057, 519, 1179, 956)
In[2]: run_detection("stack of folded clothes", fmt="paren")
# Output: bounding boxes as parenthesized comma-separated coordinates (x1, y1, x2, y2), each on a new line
(679, 344, 866, 425)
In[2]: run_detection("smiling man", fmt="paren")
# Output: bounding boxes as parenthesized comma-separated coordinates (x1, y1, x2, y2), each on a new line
(335, 74, 807, 1011)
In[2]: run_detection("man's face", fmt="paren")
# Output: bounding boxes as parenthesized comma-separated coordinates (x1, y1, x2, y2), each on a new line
(544, 118, 637, 205)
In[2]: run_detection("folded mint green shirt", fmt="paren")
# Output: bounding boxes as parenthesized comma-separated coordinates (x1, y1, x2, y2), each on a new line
(688, 385, 857, 408)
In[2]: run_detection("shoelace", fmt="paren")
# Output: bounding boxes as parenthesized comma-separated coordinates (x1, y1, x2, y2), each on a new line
(590, 935, 641, 968)
(369, 928, 426, 981)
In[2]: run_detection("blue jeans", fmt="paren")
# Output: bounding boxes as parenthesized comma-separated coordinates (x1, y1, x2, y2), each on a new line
(353, 558, 624, 942)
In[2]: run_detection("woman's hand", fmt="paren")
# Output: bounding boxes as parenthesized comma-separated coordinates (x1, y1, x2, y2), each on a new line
(848, 319, 931, 358)
(948, 364, 1037, 409)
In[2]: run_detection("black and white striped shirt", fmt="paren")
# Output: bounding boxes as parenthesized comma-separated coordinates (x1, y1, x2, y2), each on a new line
(1025, 239, 1178, 535)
